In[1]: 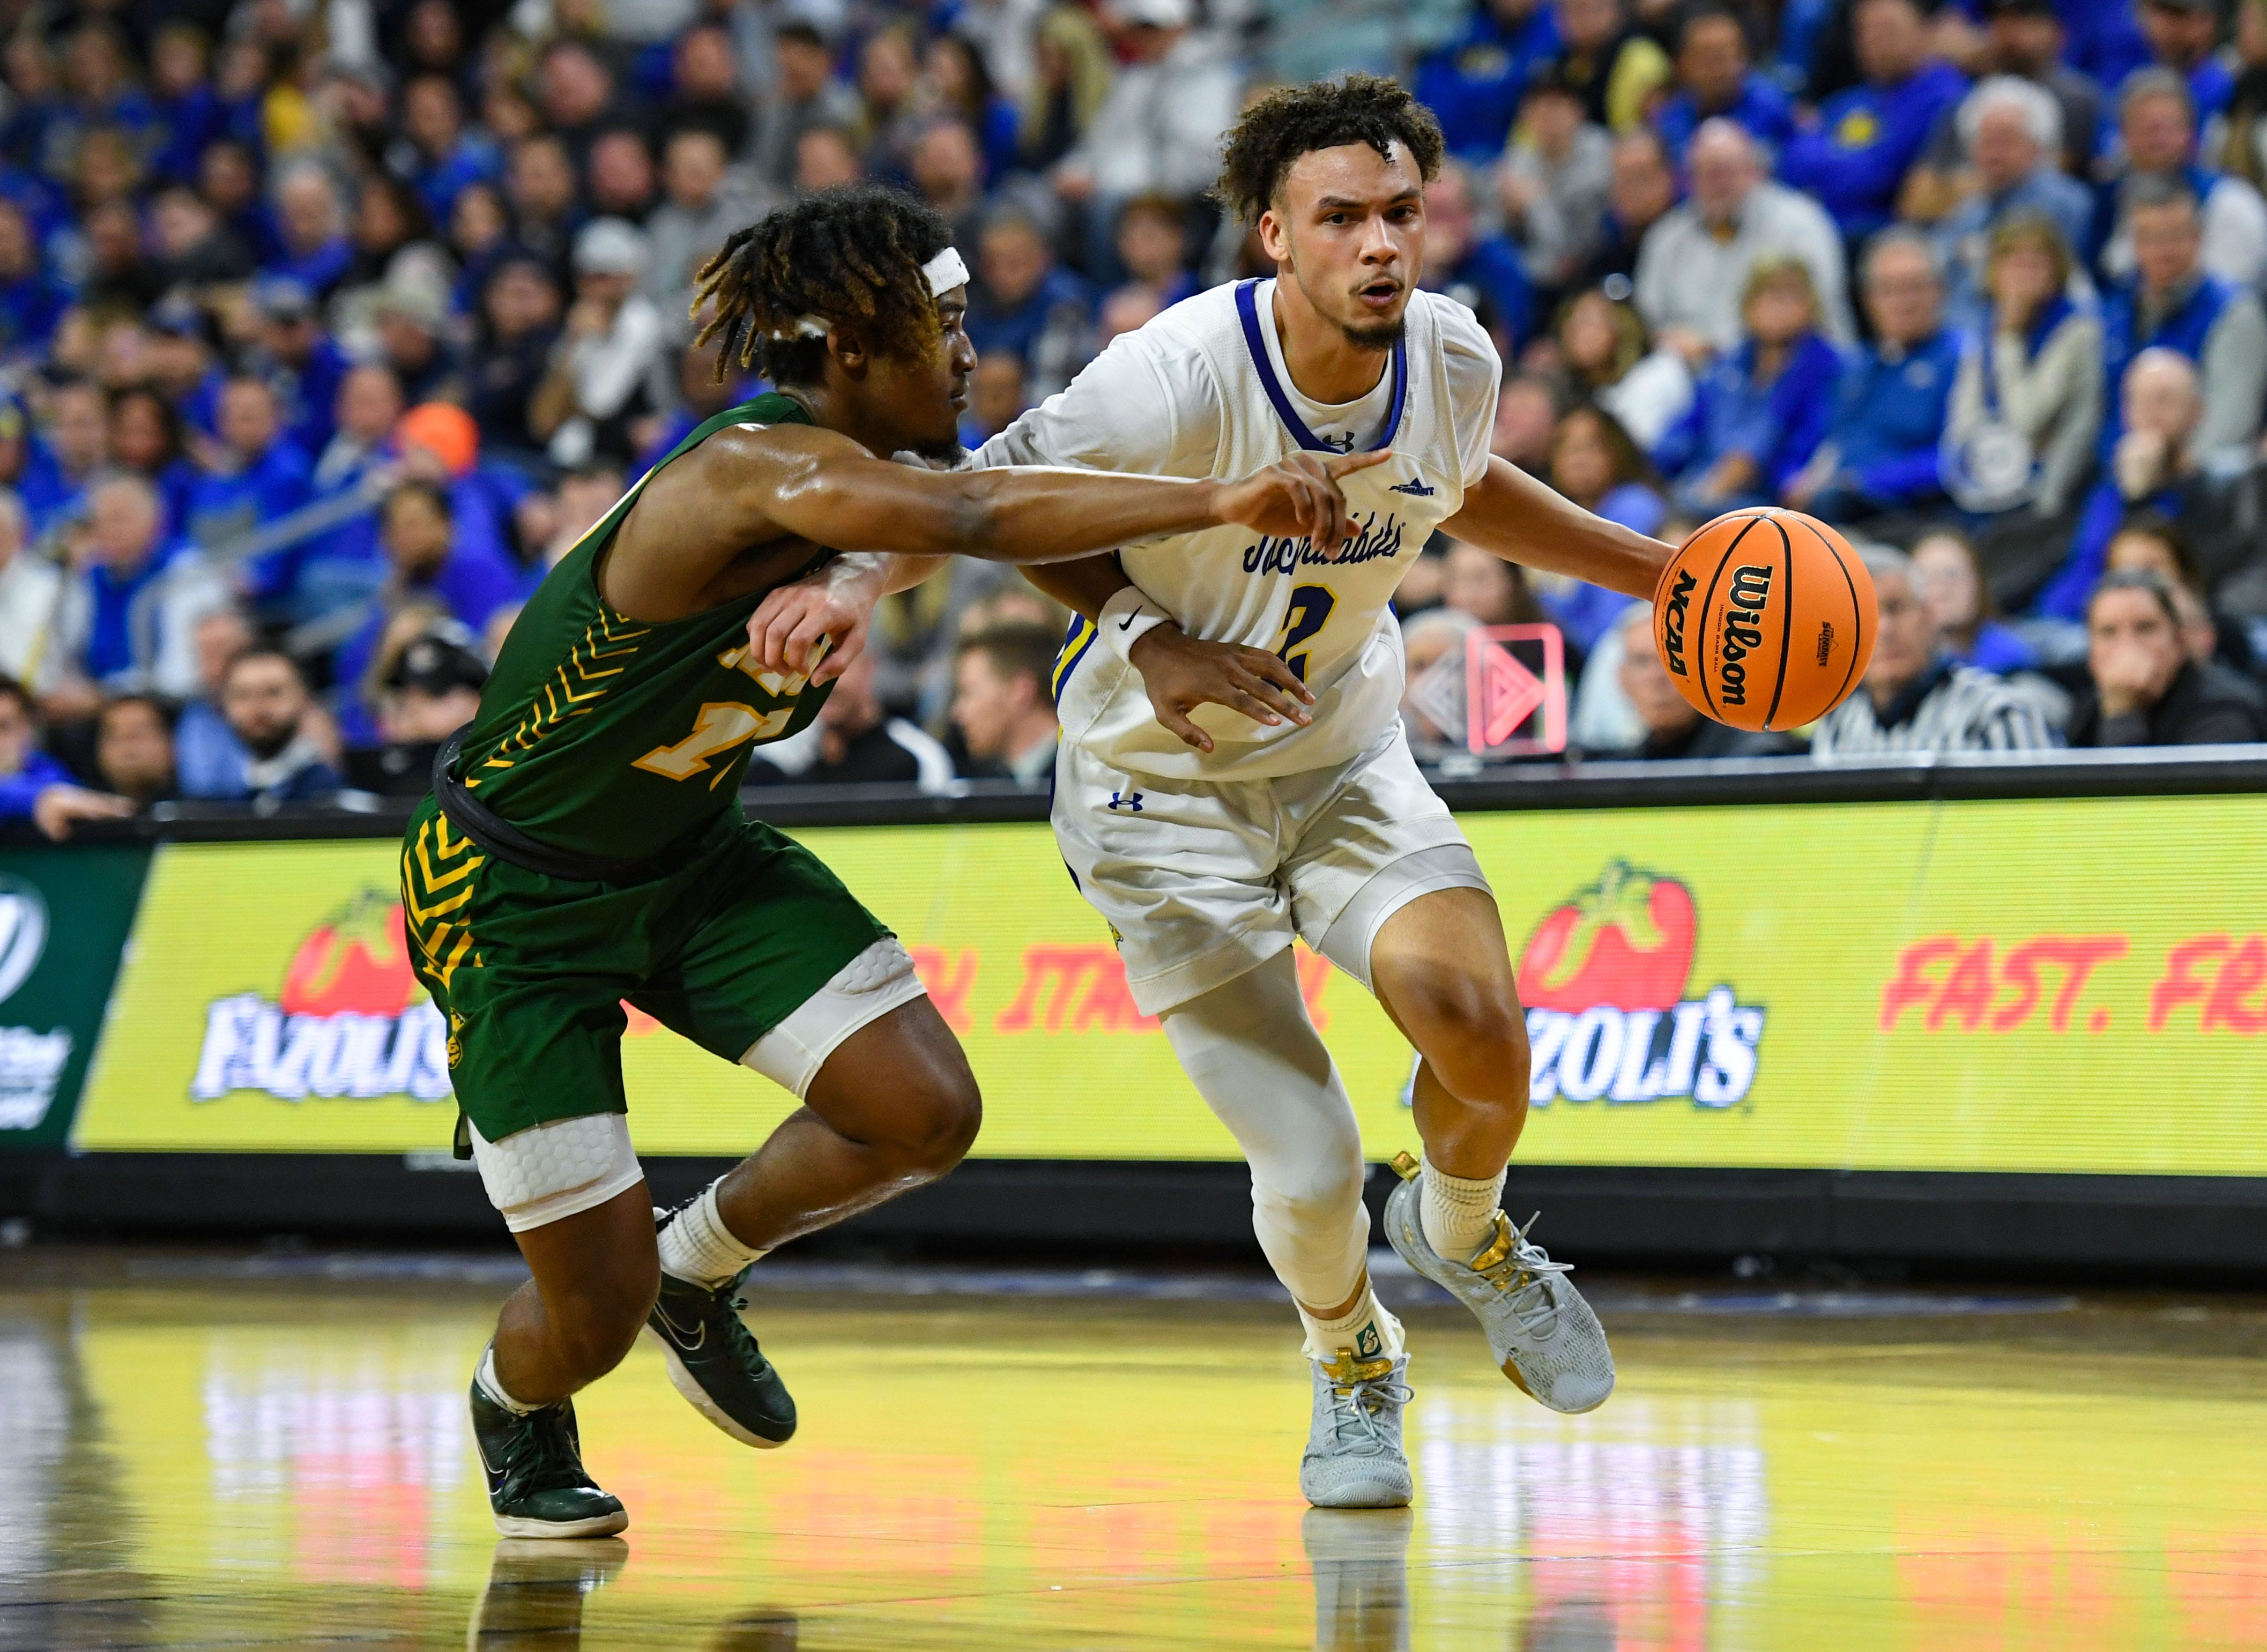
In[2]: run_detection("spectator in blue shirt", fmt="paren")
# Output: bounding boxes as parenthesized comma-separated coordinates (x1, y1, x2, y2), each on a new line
(173, 606, 254, 799)
(966, 209, 1094, 398)
(2091, 70, 2267, 290)
(270, 163, 358, 300)
(399, 74, 502, 221)
(1422, 161, 1535, 349)
(1655, 255, 1844, 515)
(50, 25, 159, 189)
(1912, 528, 2038, 671)
(331, 480, 523, 745)
(1786, 229, 1961, 523)
(2098, 177, 2267, 463)
(1654, 5, 1795, 165)
(1415, 0, 1561, 159)
(246, 281, 354, 460)
(2139, 0, 2235, 124)
(108, 386, 203, 540)
(1779, 0, 1968, 243)
(185, 378, 314, 553)
(18, 379, 108, 533)
(204, 646, 344, 805)
(0, 198, 66, 360)
(0, 674, 129, 838)
(1936, 79, 2094, 332)
(0, 35, 66, 179)
(55, 473, 225, 703)
(1543, 404, 1666, 650)
(147, 25, 224, 188)
(2036, 348, 2228, 619)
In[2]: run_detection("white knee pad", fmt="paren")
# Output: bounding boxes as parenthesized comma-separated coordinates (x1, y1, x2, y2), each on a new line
(1159, 949, 1371, 1309)
(741, 938, 928, 1099)
(470, 1112, 644, 1233)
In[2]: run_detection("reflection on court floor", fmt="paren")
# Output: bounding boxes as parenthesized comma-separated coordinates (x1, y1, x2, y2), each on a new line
(3, 1253, 2265, 1649)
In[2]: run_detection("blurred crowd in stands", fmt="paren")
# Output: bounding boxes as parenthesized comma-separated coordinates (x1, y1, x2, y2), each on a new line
(1, 0, 2264, 836)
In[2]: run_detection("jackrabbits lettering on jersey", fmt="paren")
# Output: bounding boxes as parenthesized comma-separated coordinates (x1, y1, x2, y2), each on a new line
(975, 279, 1500, 783)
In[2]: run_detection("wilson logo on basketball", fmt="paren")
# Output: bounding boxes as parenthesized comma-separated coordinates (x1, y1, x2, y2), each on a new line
(1716, 564, 1773, 709)
(191, 890, 453, 1103)
(1515, 861, 1766, 1108)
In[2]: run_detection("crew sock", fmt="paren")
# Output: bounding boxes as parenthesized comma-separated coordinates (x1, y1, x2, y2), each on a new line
(657, 1181, 767, 1289)
(476, 1342, 539, 1415)
(1299, 1278, 1406, 1365)
(1420, 1154, 1506, 1263)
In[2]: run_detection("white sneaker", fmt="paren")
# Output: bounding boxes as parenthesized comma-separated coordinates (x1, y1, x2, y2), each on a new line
(1300, 1351, 1414, 1509)
(1383, 1155, 1615, 1415)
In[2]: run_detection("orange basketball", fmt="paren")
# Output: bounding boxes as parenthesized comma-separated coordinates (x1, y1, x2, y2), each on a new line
(1651, 508, 1877, 733)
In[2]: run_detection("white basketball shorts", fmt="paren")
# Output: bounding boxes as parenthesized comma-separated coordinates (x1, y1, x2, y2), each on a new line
(1052, 723, 1492, 1016)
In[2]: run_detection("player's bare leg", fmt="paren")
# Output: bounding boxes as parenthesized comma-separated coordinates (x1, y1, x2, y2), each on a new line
(644, 996, 980, 1448)
(708, 997, 982, 1251)
(1370, 886, 1616, 1414)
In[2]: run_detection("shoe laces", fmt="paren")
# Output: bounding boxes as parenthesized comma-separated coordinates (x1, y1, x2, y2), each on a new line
(1469, 1211, 1573, 1338)
(1319, 1355, 1413, 1457)
(494, 1403, 593, 1504)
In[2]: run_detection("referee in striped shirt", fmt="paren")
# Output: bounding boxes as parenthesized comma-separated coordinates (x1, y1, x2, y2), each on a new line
(1811, 545, 2057, 756)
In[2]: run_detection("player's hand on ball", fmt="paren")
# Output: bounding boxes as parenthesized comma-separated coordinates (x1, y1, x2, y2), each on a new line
(746, 554, 884, 684)
(1216, 449, 1394, 556)
(1128, 626, 1315, 753)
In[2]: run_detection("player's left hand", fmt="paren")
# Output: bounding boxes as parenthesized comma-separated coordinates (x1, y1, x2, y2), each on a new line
(1128, 626, 1315, 753)
(745, 553, 886, 684)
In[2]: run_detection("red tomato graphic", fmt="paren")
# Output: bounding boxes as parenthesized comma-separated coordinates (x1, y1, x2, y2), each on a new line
(1515, 861, 1697, 1012)
(280, 889, 421, 1016)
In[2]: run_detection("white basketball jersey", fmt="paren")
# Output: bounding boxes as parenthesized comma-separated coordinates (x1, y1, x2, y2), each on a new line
(973, 279, 1499, 782)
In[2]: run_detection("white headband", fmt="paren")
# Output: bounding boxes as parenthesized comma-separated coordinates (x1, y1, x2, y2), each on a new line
(774, 247, 971, 340)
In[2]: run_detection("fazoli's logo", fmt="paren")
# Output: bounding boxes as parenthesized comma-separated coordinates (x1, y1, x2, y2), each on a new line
(1515, 861, 1766, 1107)
(191, 890, 452, 1102)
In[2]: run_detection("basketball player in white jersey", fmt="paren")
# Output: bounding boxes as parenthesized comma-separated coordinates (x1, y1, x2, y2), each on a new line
(749, 76, 1672, 1508)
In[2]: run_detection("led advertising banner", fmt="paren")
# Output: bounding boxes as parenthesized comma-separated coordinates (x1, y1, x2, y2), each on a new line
(67, 796, 2267, 1174)
(0, 843, 149, 1149)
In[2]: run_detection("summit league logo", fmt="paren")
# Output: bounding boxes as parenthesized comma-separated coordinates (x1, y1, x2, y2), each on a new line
(1515, 862, 1766, 1107)
(0, 877, 69, 1130)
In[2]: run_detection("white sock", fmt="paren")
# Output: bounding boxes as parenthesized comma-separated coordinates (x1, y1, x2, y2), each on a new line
(656, 1182, 766, 1288)
(476, 1342, 538, 1414)
(1298, 1277, 1406, 1365)
(1420, 1154, 1505, 1263)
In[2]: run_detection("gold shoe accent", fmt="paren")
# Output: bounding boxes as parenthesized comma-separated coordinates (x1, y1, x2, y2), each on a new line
(1388, 1151, 1420, 1182)
(1321, 1351, 1396, 1389)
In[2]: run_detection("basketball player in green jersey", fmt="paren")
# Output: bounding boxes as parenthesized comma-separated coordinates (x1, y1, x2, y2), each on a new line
(408, 187, 1382, 1537)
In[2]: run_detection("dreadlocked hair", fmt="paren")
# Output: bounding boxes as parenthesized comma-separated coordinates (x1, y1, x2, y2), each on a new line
(1213, 74, 1446, 224)
(690, 184, 954, 386)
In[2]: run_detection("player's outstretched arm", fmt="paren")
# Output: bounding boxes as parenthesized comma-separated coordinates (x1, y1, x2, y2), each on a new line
(749, 426, 1394, 565)
(1444, 455, 1675, 600)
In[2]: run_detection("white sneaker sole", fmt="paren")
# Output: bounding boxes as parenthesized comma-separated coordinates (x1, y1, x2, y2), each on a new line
(490, 1508, 629, 1539)
(645, 1324, 788, 1450)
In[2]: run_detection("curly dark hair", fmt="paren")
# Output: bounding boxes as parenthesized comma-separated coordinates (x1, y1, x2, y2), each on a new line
(1213, 73, 1446, 224)
(690, 184, 953, 387)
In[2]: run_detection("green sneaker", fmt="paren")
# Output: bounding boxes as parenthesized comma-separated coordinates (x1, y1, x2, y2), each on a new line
(468, 1379, 628, 1538)
(645, 1262, 797, 1449)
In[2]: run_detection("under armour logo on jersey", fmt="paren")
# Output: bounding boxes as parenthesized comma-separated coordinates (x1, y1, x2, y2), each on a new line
(1107, 791, 1144, 812)
(1388, 477, 1436, 497)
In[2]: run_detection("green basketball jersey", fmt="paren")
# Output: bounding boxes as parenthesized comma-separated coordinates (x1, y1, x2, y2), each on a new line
(453, 393, 835, 861)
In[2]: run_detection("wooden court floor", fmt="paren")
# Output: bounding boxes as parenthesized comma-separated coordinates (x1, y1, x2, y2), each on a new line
(3, 1249, 2265, 1650)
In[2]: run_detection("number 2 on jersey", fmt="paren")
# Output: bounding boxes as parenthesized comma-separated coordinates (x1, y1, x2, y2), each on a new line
(1274, 585, 1337, 682)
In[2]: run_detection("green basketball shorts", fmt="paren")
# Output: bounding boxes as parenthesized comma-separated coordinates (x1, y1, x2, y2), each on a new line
(400, 795, 900, 1154)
